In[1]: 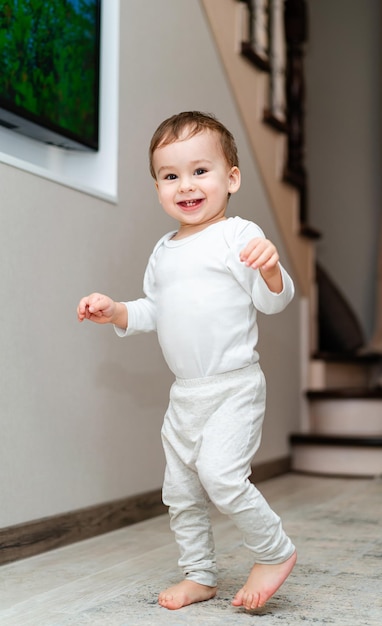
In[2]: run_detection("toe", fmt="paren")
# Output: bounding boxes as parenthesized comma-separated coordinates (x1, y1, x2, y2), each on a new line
(231, 590, 244, 606)
(158, 593, 170, 607)
(244, 592, 260, 611)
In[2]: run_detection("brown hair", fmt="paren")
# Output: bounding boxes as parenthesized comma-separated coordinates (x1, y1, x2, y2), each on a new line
(149, 111, 239, 178)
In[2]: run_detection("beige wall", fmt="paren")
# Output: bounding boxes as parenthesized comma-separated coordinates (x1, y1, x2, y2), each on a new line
(0, 0, 301, 528)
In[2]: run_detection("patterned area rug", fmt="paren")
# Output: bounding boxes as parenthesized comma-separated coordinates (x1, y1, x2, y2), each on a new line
(1, 475, 381, 625)
(125, 479, 381, 625)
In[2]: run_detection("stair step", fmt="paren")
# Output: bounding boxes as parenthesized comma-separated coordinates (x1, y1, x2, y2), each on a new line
(313, 350, 382, 363)
(290, 433, 382, 477)
(306, 387, 382, 436)
(307, 387, 382, 399)
(313, 351, 381, 362)
(309, 354, 380, 390)
(291, 433, 382, 446)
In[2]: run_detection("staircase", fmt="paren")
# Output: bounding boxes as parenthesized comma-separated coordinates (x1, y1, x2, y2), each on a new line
(291, 352, 382, 476)
(201, 0, 382, 477)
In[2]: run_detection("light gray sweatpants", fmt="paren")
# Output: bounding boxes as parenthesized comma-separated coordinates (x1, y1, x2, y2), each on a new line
(161, 363, 295, 587)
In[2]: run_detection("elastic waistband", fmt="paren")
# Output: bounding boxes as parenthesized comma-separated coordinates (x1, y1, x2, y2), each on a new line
(174, 363, 261, 388)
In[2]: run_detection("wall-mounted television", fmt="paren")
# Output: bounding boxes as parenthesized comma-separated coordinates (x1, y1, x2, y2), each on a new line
(0, 0, 101, 152)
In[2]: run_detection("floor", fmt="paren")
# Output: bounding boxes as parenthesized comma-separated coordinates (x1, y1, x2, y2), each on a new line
(0, 473, 381, 626)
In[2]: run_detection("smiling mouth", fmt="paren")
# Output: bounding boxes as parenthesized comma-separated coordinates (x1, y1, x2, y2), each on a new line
(178, 199, 203, 211)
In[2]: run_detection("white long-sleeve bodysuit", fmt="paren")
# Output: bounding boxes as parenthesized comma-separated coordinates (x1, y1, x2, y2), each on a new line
(116, 217, 296, 586)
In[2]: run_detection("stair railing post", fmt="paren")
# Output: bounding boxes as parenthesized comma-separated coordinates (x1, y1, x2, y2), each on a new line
(284, 0, 308, 223)
(252, 0, 269, 62)
(269, 0, 287, 123)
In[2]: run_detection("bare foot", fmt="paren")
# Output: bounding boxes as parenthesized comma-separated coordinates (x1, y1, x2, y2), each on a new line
(232, 550, 297, 611)
(158, 579, 217, 610)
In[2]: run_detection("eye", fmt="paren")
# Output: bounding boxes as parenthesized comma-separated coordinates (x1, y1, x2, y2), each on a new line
(164, 173, 177, 180)
(194, 168, 207, 176)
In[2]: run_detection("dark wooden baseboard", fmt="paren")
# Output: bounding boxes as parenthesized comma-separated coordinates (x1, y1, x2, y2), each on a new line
(0, 489, 166, 566)
(251, 455, 291, 483)
(0, 456, 291, 566)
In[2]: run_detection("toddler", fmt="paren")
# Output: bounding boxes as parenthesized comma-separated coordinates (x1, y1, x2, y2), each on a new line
(77, 111, 297, 611)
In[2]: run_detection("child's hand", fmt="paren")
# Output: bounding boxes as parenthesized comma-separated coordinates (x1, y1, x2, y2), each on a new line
(77, 293, 117, 324)
(240, 237, 283, 293)
(240, 237, 279, 271)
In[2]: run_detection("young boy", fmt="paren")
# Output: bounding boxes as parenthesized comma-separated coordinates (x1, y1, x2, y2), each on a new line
(77, 111, 297, 612)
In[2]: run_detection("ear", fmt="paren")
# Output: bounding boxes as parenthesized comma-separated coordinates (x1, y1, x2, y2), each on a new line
(154, 180, 162, 204)
(228, 166, 241, 195)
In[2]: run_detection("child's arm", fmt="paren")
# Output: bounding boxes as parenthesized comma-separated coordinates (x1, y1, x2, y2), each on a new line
(77, 293, 127, 330)
(240, 237, 283, 293)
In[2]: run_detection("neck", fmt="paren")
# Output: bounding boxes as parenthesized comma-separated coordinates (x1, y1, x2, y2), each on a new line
(173, 216, 227, 240)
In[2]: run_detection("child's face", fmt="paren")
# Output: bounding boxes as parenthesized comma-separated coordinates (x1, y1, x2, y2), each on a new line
(152, 129, 240, 234)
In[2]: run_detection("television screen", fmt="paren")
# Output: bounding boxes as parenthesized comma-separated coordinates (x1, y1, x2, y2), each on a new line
(0, 0, 101, 151)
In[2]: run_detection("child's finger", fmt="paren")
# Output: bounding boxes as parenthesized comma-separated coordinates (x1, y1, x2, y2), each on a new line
(88, 294, 106, 313)
(261, 253, 279, 270)
(77, 299, 89, 321)
(242, 243, 268, 267)
(240, 237, 262, 261)
(246, 246, 279, 270)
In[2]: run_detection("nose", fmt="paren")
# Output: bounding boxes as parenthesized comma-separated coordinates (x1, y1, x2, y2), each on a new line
(178, 175, 195, 192)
